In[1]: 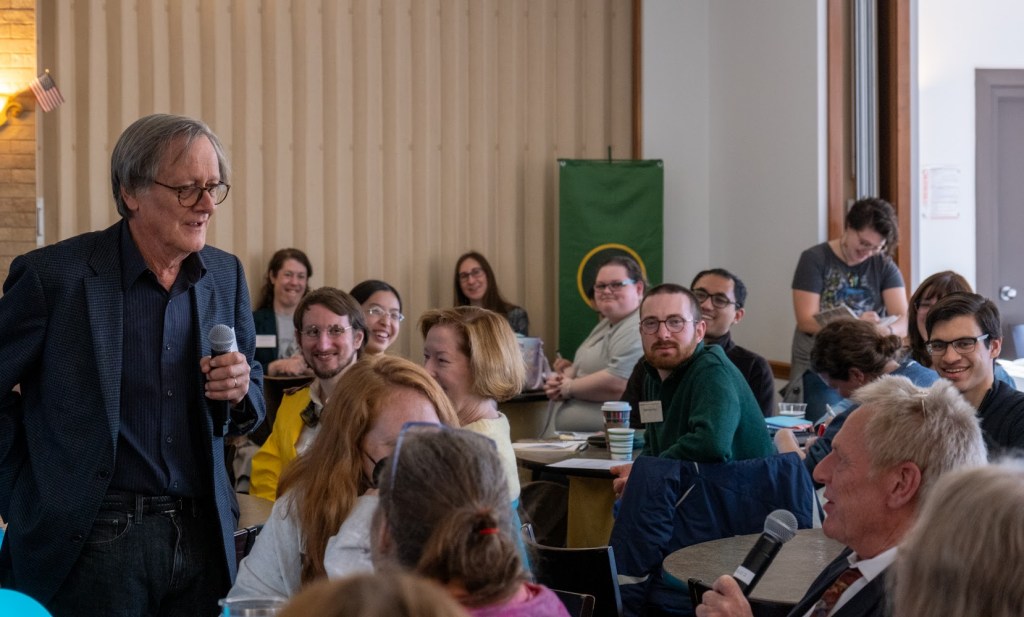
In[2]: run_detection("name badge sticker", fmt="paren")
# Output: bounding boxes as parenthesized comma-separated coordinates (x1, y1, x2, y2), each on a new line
(639, 400, 663, 424)
(255, 334, 277, 349)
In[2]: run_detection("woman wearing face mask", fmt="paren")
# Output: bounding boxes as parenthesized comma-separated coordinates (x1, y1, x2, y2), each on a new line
(254, 248, 314, 376)
(350, 280, 405, 355)
(454, 251, 530, 336)
(229, 355, 459, 600)
(787, 197, 908, 421)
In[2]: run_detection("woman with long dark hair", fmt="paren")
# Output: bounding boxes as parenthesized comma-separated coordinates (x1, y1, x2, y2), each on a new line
(454, 251, 529, 336)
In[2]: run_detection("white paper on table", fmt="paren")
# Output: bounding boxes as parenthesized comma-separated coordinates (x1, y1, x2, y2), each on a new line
(547, 458, 624, 471)
(512, 440, 588, 451)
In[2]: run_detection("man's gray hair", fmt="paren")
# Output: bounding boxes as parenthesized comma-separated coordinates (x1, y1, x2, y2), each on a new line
(110, 114, 230, 218)
(852, 375, 987, 497)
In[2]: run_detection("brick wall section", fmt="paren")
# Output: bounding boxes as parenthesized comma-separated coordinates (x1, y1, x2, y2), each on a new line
(0, 1, 37, 284)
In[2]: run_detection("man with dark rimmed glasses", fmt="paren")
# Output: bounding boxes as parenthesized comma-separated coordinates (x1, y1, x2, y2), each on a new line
(611, 284, 774, 497)
(622, 268, 775, 422)
(925, 292, 1024, 455)
(0, 114, 265, 615)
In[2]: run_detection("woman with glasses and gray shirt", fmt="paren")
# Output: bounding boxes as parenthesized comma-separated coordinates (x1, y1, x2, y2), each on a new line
(546, 255, 646, 432)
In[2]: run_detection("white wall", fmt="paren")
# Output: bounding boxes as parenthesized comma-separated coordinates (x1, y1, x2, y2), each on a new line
(643, 0, 827, 364)
(916, 0, 1024, 288)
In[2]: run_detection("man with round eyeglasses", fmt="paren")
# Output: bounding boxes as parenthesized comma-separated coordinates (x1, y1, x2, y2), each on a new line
(621, 268, 775, 422)
(925, 292, 1024, 455)
(251, 287, 367, 501)
(611, 284, 773, 497)
(0, 114, 266, 615)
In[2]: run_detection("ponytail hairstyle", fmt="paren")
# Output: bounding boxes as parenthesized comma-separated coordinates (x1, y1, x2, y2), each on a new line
(374, 428, 525, 608)
(810, 318, 903, 381)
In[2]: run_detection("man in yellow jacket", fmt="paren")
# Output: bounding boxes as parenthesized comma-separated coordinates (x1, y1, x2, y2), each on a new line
(250, 287, 366, 500)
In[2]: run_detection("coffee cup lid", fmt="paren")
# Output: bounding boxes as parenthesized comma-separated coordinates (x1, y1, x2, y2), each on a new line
(601, 401, 632, 412)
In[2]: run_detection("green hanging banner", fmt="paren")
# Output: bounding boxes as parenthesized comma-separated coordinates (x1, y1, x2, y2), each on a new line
(557, 159, 664, 357)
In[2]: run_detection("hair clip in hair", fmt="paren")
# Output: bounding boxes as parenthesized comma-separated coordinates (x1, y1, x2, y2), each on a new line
(477, 527, 499, 536)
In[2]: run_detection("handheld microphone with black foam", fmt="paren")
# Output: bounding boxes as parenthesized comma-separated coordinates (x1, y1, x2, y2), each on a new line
(208, 324, 238, 433)
(731, 509, 798, 596)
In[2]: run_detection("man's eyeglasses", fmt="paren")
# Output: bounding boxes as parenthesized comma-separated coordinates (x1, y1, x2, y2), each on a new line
(693, 288, 738, 309)
(925, 334, 990, 356)
(300, 324, 353, 339)
(366, 306, 405, 323)
(152, 180, 230, 207)
(640, 316, 695, 335)
(594, 279, 635, 294)
(458, 267, 485, 282)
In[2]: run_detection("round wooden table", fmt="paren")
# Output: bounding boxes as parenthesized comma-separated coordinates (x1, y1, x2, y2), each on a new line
(663, 528, 844, 611)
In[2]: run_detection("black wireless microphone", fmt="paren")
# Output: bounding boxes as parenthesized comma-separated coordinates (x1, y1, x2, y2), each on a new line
(732, 509, 798, 595)
(208, 324, 238, 434)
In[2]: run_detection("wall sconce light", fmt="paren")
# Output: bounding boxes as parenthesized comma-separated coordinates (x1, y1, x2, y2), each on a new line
(0, 93, 23, 127)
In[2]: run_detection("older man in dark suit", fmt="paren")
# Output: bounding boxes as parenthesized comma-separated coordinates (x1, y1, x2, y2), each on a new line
(0, 114, 265, 616)
(696, 376, 986, 617)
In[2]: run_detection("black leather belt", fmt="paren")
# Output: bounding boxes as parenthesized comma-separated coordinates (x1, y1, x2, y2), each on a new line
(102, 491, 199, 516)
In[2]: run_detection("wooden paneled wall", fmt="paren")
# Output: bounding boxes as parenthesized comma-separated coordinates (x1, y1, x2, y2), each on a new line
(37, 0, 634, 358)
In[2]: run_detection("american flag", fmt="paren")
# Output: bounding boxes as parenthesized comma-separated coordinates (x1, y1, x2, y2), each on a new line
(29, 72, 65, 113)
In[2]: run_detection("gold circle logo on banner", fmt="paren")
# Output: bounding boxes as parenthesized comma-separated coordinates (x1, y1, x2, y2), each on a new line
(576, 243, 648, 307)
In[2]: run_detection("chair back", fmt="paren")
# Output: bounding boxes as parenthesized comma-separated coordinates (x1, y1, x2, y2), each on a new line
(531, 543, 622, 617)
(233, 525, 260, 567)
(552, 589, 596, 617)
(610, 453, 818, 617)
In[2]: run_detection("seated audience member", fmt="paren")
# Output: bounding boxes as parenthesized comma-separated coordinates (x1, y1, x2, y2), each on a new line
(280, 571, 469, 617)
(623, 268, 774, 421)
(695, 376, 987, 617)
(611, 285, 774, 496)
(249, 288, 366, 501)
(254, 248, 314, 376)
(908, 271, 1014, 386)
(454, 251, 530, 336)
(350, 279, 404, 355)
(926, 292, 1024, 454)
(774, 318, 938, 475)
(546, 256, 645, 432)
(369, 425, 570, 617)
(420, 307, 525, 503)
(229, 356, 460, 600)
(893, 459, 1024, 617)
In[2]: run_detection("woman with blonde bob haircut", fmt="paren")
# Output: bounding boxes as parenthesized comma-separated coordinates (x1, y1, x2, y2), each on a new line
(229, 355, 460, 599)
(894, 459, 1024, 617)
(420, 306, 525, 500)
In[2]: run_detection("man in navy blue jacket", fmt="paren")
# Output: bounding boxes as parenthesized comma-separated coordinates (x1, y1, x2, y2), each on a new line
(695, 376, 986, 617)
(0, 114, 265, 616)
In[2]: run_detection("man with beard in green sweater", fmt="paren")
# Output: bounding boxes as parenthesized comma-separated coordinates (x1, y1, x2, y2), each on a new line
(612, 284, 774, 496)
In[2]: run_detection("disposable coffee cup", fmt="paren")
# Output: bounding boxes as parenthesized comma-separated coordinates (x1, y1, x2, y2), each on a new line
(219, 597, 287, 616)
(602, 401, 632, 432)
(606, 427, 636, 461)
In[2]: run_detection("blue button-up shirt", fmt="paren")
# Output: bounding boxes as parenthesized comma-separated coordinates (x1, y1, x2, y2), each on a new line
(110, 223, 206, 497)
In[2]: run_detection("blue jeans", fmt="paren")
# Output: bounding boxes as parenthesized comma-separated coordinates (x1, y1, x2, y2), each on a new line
(47, 495, 228, 617)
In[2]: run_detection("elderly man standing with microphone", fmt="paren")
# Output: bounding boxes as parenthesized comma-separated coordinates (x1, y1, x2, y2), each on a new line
(0, 114, 265, 616)
(696, 376, 987, 617)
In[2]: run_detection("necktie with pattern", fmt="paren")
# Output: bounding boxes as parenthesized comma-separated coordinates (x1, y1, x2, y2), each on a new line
(810, 567, 862, 617)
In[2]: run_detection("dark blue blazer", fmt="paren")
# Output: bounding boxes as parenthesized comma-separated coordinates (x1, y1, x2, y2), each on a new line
(0, 222, 266, 603)
(786, 549, 889, 617)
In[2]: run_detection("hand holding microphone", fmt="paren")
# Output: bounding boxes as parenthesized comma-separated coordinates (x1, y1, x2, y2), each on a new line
(695, 510, 798, 617)
(202, 325, 249, 426)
